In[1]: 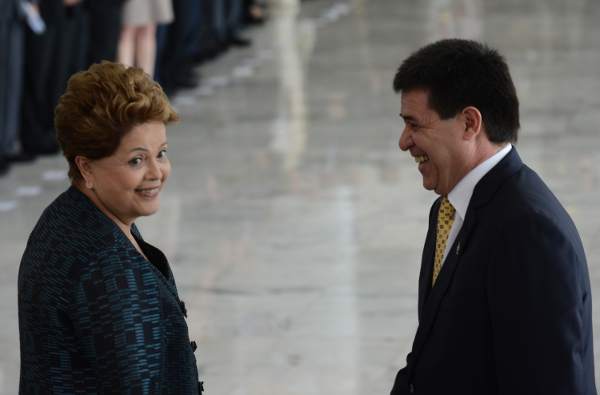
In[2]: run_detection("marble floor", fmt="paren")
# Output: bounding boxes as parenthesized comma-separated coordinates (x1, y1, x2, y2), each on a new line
(2, 0, 600, 393)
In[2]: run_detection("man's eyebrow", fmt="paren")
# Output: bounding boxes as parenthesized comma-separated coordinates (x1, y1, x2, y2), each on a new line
(399, 114, 418, 123)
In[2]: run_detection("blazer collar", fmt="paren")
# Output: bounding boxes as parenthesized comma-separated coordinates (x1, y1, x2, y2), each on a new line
(66, 186, 123, 243)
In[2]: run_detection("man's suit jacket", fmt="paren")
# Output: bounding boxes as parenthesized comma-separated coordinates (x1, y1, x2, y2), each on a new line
(391, 148, 596, 394)
(18, 187, 201, 394)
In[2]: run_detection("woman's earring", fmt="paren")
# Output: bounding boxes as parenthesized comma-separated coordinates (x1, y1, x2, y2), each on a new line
(86, 180, 93, 189)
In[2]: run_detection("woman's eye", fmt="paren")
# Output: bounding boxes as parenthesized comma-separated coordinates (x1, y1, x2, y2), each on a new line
(128, 157, 143, 166)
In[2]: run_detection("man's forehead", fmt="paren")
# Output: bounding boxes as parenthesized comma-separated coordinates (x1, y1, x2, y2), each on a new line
(401, 89, 429, 107)
(400, 89, 431, 116)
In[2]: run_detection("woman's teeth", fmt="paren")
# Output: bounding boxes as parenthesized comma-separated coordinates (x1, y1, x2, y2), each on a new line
(137, 187, 159, 198)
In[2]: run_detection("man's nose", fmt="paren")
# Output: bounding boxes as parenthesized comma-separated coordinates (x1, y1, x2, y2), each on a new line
(399, 127, 412, 151)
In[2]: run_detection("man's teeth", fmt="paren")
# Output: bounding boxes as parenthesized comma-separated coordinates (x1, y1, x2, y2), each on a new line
(414, 155, 429, 164)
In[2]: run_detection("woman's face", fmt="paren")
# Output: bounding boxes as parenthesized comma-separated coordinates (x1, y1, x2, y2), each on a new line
(80, 121, 171, 227)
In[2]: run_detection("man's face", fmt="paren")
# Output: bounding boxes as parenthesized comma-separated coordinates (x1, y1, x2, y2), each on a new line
(398, 89, 471, 196)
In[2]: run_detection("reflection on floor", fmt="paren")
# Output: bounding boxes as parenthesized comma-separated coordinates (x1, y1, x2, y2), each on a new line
(2, 0, 600, 393)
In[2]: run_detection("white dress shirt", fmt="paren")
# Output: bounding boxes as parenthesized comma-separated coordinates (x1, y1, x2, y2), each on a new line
(441, 144, 513, 264)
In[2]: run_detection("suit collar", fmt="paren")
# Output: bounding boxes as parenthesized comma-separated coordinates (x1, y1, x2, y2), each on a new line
(448, 144, 512, 223)
(469, 146, 523, 209)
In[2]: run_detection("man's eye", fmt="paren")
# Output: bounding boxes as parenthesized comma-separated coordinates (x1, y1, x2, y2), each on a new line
(158, 149, 168, 159)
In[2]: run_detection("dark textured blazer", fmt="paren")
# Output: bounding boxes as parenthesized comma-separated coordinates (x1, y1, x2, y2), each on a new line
(391, 148, 596, 395)
(18, 186, 201, 394)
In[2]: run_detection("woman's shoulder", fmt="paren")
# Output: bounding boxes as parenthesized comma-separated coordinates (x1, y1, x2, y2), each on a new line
(22, 187, 122, 267)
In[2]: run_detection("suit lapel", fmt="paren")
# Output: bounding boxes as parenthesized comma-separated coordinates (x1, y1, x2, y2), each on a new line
(418, 199, 439, 320)
(410, 209, 479, 369)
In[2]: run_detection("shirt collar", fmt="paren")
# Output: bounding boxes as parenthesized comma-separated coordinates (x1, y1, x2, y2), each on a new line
(448, 144, 512, 222)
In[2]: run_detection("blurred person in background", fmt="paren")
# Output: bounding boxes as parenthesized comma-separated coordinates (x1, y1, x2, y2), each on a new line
(18, 62, 202, 394)
(20, 0, 85, 158)
(86, 0, 126, 65)
(214, 0, 252, 48)
(0, 0, 28, 175)
(118, 0, 174, 77)
(156, 0, 202, 95)
(156, 0, 268, 97)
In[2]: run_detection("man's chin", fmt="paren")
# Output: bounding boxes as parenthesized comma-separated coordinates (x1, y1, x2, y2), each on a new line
(422, 179, 436, 192)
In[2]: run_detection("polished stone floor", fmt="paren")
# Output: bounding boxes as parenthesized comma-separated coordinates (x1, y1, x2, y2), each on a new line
(2, 0, 600, 393)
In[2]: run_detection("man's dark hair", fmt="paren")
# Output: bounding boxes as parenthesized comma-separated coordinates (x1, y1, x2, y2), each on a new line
(393, 39, 519, 143)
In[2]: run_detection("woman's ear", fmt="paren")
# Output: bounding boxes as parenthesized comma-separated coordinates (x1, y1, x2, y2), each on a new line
(462, 106, 483, 140)
(74, 156, 94, 189)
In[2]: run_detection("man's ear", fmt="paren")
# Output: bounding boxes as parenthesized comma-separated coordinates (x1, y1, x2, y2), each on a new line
(461, 106, 483, 140)
(74, 156, 95, 189)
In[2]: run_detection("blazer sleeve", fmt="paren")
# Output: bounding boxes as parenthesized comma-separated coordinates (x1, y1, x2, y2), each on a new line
(488, 210, 588, 395)
(71, 248, 164, 393)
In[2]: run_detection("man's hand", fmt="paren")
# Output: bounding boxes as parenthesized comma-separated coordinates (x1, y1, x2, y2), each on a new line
(63, 0, 81, 6)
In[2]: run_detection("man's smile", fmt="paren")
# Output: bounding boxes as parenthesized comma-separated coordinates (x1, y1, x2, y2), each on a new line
(414, 155, 429, 164)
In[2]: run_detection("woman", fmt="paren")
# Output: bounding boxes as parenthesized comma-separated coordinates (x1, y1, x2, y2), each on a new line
(18, 62, 202, 394)
(118, 0, 173, 77)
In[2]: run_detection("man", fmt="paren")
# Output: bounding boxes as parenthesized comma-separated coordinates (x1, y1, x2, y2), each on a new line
(390, 39, 595, 394)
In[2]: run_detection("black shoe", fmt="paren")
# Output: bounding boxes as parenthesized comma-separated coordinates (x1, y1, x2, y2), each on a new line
(0, 156, 10, 176)
(245, 4, 267, 25)
(192, 40, 230, 65)
(22, 133, 60, 156)
(162, 82, 179, 98)
(174, 69, 201, 89)
(229, 35, 251, 48)
(5, 152, 37, 163)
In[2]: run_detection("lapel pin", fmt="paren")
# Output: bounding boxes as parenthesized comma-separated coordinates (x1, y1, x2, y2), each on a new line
(456, 242, 461, 255)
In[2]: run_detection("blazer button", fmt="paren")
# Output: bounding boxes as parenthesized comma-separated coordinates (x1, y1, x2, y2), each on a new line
(409, 383, 415, 393)
(190, 341, 197, 352)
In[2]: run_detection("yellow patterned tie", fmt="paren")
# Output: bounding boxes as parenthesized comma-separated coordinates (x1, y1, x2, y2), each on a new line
(432, 197, 455, 286)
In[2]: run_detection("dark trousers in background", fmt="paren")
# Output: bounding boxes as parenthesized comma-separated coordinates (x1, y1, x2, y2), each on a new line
(0, 1, 24, 157)
(157, 0, 203, 93)
(85, 0, 124, 64)
(20, 2, 85, 155)
(214, 0, 244, 43)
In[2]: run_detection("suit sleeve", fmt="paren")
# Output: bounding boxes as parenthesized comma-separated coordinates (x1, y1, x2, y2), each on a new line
(71, 249, 163, 393)
(390, 363, 410, 395)
(488, 210, 588, 394)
